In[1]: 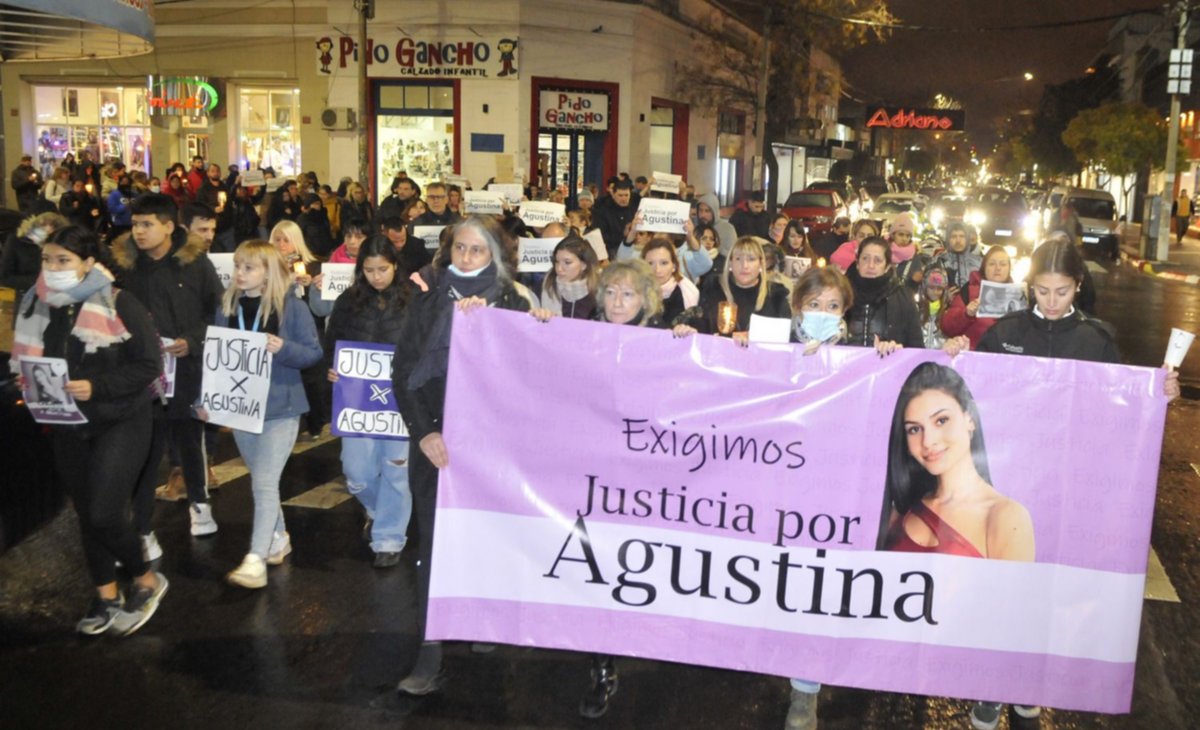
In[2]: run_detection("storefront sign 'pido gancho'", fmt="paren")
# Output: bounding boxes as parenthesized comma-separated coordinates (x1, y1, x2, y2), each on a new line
(539, 91, 609, 131)
(316, 32, 520, 79)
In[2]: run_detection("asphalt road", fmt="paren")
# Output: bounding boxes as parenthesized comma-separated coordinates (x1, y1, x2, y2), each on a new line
(0, 261, 1196, 729)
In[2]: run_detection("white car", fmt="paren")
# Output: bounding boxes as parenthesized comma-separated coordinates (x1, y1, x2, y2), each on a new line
(872, 192, 929, 232)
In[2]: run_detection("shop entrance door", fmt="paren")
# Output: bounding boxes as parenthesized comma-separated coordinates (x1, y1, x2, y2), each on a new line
(537, 131, 604, 202)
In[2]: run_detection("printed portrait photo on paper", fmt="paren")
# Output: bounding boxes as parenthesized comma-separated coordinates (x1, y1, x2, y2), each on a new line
(876, 362, 1035, 562)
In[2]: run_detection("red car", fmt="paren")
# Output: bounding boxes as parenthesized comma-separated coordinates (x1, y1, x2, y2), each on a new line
(781, 189, 849, 235)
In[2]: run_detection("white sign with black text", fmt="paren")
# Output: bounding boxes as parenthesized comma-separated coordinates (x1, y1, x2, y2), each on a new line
(518, 201, 566, 229)
(518, 237, 561, 273)
(635, 199, 692, 234)
(413, 225, 446, 252)
(320, 263, 356, 301)
(199, 326, 272, 434)
(209, 253, 234, 290)
(463, 190, 505, 216)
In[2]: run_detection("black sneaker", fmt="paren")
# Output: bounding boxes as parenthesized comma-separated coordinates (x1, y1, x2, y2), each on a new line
(110, 572, 169, 636)
(76, 595, 123, 635)
(373, 551, 401, 568)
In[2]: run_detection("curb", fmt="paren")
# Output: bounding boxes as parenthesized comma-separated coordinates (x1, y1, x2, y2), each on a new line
(1120, 252, 1200, 285)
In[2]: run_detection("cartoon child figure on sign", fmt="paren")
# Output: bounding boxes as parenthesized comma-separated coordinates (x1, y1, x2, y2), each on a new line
(316, 37, 334, 75)
(497, 38, 518, 77)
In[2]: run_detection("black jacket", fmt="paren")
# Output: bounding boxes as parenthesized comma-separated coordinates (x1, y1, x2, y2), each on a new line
(231, 198, 261, 243)
(845, 269, 924, 348)
(976, 309, 1119, 363)
(342, 197, 374, 225)
(695, 276, 791, 334)
(10, 164, 41, 213)
(58, 191, 102, 229)
(324, 283, 411, 364)
(591, 197, 637, 258)
(298, 208, 335, 258)
(38, 289, 160, 431)
(0, 219, 46, 294)
(391, 271, 530, 442)
(812, 231, 848, 260)
(111, 229, 224, 417)
(195, 178, 233, 231)
(729, 208, 771, 239)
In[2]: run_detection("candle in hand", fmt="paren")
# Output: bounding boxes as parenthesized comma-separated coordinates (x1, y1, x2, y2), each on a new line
(293, 261, 307, 276)
(717, 301, 738, 336)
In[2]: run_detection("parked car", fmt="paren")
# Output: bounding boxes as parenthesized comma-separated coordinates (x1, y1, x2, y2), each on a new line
(966, 188, 1037, 251)
(0, 352, 63, 553)
(1053, 187, 1119, 259)
(781, 189, 849, 236)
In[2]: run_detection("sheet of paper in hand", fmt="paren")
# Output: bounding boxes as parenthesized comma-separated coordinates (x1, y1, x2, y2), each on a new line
(519, 201, 566, 228)
(635, 199, 692, 234)
(977, 281, 1027, 318)
(413, 226, 446, 252)
(20, 356, 88, 424)
(518, 237, 561, 273)
(199, 326, 272, 433)
(320, 263, 356, 301)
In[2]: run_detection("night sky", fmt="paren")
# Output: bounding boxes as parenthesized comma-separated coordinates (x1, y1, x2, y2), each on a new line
(839, 0, 1170, 136)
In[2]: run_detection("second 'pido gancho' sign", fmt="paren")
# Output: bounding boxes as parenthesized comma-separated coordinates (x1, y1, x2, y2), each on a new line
(332, 340, 408, 440)
(199, 326, 272, 434)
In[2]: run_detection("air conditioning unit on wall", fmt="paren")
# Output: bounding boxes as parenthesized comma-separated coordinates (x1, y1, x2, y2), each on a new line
(321, 107, 356, 130)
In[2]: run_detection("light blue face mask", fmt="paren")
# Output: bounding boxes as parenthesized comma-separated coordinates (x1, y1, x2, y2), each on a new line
(448, 263, 484, 278)
(799, 311, 842, 342)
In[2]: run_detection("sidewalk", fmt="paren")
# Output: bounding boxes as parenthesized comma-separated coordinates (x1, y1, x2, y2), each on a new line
(1119, 222, 1200, 285)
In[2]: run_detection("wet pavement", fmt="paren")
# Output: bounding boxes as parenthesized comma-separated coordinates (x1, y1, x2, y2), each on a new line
(1, 262, 1198, 729)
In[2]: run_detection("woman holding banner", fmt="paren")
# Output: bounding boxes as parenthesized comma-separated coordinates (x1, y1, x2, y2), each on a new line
(11, 225, 167, 635)
(391, 216, 531, 696)
(324, 237, 413, 568)
(695, 236, 791, 340)
(844, 236, 924, 352)
(642, 236, 699, 326)
(213, 240, 322, 589)
(537, 235, 600, 320)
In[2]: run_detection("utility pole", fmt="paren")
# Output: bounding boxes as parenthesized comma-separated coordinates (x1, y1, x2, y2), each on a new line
(754, 3, 772, 201)
(357, 0, 373, 193)
(1156, 1, 1191, 261)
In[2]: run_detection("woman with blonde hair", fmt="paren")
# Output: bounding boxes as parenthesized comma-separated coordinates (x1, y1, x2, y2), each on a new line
(695, 235, 790, 341)
(269, 219, 328, 441)
(207, 240, 322, 588)
(342, 181, 374, 223)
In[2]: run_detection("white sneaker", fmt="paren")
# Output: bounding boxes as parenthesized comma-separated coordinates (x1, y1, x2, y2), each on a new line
(226, 554, 267, 589)
(266, 531, 292, 566)
(141, 532, 163, 562)
(189, 503, 218, 537)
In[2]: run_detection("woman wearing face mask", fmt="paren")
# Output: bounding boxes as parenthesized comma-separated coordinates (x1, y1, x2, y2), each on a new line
(696, 236, 791, 342)
(11, 225, 166, 636)
(844, 236, 925, 354)
(968, 237, 1178, 729)
(324, 238, 413, 568)
(790, 266, 852, 353)
(535, 235, 600, 320)
(391, 216, 531, 696)
(641, 236, 700, 325)
(941, 246, 1022, 349)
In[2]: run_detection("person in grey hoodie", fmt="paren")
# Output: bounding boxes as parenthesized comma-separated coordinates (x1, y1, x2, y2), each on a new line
(694, 192, 737, 258)
(933, 221, 983, 292)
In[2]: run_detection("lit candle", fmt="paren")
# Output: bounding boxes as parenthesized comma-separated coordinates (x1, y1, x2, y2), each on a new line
(218, 191, 227, 206)
(816, 257, 827, 268)
(293, 261, 307, 276)
(85, 183, 94, 195)
(717, 301, 738, 336)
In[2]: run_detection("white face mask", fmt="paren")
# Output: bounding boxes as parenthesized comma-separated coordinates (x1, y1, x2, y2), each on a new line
(149, 185, 161, 193)
(44, 269, 82, 291)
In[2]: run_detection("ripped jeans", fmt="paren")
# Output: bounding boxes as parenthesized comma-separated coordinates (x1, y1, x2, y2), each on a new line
(340, 436, 412, 554)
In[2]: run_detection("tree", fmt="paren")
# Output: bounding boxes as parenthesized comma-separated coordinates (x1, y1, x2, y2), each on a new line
(672, 0, 895, 210)
(1063, 101, 1170, 214)
(1021, 66, 1119, 181)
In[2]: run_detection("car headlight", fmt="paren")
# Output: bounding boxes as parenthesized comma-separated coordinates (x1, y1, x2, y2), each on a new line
(967, 210, 987, 227)
(931, 208, 945, 226)
(816, 215, 831, 223)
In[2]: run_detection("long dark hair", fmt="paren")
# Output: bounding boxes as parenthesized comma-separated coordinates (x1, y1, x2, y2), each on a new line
(347, 236, 408, 311)
(877, 362, 992, 548)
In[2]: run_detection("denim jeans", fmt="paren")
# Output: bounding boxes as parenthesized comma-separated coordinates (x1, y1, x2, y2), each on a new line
(341, 436, 412, 553)
(232, 416, 298, 558)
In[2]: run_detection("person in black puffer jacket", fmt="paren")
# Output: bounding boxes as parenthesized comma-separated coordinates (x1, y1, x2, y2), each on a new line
(845, 236, 924, 350)
(0, 212, 67, 306)
(323, 236, 413, 568)
(391, 215, 531, 697)
(968, 236, 1180, 730)
(11, 225, 167, 636)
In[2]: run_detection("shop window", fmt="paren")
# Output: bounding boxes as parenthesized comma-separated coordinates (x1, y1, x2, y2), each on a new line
(33, 84, 150, 174)
(238, 87, 301, 176)
(375, 81, 456, 197)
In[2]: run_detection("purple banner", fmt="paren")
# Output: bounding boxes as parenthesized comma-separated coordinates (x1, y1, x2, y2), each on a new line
(331, 340, 408, 440)
(429, 309, 1167, 713)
